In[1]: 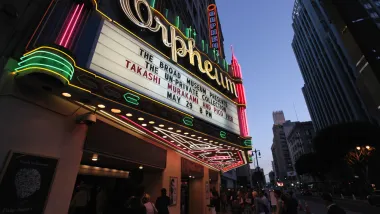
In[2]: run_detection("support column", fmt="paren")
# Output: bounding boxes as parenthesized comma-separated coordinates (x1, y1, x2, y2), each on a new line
(162, 149, 181, 214)
(203, 168, 211, 214)
(44, 123, 89, 214)
(189, 166, 210, 214)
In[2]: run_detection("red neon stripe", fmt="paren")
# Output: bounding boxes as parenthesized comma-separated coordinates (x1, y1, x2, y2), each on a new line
(244, 110, 250, 135)
(243, 110, 248, 136)
(238, 84, 243, 104)
(238, 108, 244, 136)
(59, 4, 80, 46)
(242, 109, 249, 136)
(63, 3, 84, 47)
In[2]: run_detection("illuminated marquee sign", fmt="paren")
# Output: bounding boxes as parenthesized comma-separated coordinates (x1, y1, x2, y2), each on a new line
(119, 0, 237, 98)
(208, 4, 222, 54)
(90, 21, 240, 134)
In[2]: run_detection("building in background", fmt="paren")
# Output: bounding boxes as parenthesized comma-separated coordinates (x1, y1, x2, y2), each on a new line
(292, 0, 373, 131)
(269, 171, 275, 185)
(318, 0, 380, 126)
(236, 165, 253, 188)
(287, 121, 315, 184)
(221, 169, 237, 190)
(286, 121, 315, 166)
(271, 111, 294, 182)
(251, 167, 265, 189)
(273, 111, 286, 125)
(283, 120, 297, 138)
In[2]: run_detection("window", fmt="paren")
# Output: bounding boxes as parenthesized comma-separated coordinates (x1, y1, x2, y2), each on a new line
(370, 12, 379, 18)
(364, 3, 372, 9)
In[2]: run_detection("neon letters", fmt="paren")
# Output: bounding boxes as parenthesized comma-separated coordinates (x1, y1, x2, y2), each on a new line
(119, 0, 238, 98)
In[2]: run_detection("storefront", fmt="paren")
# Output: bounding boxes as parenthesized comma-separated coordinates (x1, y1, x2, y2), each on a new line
(0, 0, 251, 214)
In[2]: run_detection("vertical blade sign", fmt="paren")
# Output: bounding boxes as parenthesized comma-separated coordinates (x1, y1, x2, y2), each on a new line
(208, 4, 221, 55)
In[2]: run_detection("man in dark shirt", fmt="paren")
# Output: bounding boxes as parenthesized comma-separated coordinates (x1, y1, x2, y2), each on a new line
(156, 188, 170, 214)
(322, 192, 346, 214)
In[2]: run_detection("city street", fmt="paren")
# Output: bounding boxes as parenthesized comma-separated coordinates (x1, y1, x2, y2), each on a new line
(298, 196, 380, 214)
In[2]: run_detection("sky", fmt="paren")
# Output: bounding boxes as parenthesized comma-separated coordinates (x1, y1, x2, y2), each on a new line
(216, 0, 311, 175)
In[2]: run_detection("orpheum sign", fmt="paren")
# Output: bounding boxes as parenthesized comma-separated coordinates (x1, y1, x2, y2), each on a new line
(207, 4, 222, 54)
(90, 21, 240, 134)
(119, 0, 237, 98)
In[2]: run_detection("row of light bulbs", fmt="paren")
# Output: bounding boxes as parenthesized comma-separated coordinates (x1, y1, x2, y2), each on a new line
(91, 153, 143, 169)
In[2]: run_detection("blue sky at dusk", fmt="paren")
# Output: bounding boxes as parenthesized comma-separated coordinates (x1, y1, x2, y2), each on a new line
(216, 0, 311, 174)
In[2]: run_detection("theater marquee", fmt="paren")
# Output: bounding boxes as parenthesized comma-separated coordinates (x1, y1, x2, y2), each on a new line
(90, 21, 240, 134)
(13, 0, 252, 172)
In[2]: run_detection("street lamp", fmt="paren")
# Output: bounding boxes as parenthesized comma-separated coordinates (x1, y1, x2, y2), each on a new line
(252, 149, 261, 168)
(356, 146, 361, 151)
(366, 146, 371, 150)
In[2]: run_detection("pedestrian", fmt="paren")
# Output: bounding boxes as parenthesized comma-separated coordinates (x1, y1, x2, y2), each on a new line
(211, 191, 221, 214)
(244, 192, 253, 214)
(221, 191, 228, 212)
(156, 188, 170, 214)
(96, 186, 107, 214)
(253, 191, 270, 214)
(143, 194, 158, 214)
(274, 190, 284, 214)
(69, 182, 91, 214)
(126, 195, 147, 214)
(322, 192, 346, 214)
(231, 196, 242, 214)
(237, 191, 245, 213)
(283, 192, 298, 214)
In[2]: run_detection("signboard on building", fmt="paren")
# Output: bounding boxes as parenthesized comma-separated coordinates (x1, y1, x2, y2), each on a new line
(287, 171, 297, 177)
(0, 151, 58, 214)
(208, 4, 222, 54)
(90, 21, 240, 134)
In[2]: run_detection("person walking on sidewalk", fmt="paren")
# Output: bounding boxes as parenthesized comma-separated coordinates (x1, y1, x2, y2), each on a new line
(156, 188, 170, 214)
(143, 194, 158, 214)
(322, 192, 346, 214)
(274, 190, 284, 214)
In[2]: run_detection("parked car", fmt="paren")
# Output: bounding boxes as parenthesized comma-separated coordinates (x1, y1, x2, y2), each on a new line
(367, 190, 380, 206)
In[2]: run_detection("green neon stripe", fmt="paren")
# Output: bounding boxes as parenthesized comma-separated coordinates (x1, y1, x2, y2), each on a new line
(244, 140, 252, 146)
(123, 93, 140, 105)
(175, 16, 180, 28)
(15, 63, 73, 80)
(183, 117, 193, 127)
(149, 0, 156, 8)
(21, 50, 74, 71)
(220, 131, 227, 139)
(19, 56, 74, 74)
(15, 67, 70, 83)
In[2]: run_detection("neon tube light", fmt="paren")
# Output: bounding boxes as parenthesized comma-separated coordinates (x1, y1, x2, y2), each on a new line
(59, 4, 80, 46)
(21, 50, 74, 71)
(97, 110, 220, 171)
(119, 115, 243, 169)
(15, 63, 73, 79)
(119, 115, 224, 170)
(18, 56, 73, 74)
(64, 3, 84, 47)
